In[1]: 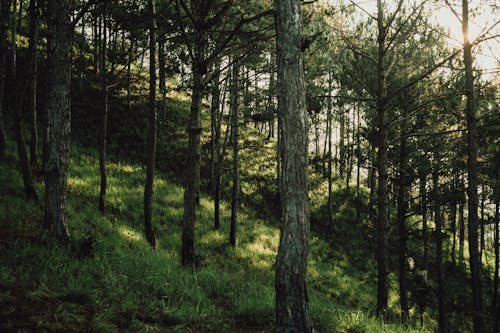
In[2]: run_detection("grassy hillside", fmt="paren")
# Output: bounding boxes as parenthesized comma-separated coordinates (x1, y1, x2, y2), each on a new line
(0, 137, 430, 332)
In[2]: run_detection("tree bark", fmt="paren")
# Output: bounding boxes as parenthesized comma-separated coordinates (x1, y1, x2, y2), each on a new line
(433, 170, 446, 332)
(11, 0, 37, 201)
(98, 0, 107, 214)
(158, 38, 166, 121)
(274, 0, 312, 331)
(459, 199, 465, 268)
(420, 170, 428, 270)
(229, 57, 239, 247)
(462, 0, 485, 330)
(28, 0, 38, 168)
(397, 119, 409, 324)
(181, 24, 205, 267)
(45, 0, 72, 242)
(493, 198, 499, 333)
(327, 74, 333, 230)
(0, 0, 7, 162)
(144, 0, 157, 248)
(375, 0, 389, 317)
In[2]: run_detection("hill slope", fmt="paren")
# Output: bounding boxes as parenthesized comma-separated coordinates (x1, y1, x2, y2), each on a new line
(0, 139, 428, 332)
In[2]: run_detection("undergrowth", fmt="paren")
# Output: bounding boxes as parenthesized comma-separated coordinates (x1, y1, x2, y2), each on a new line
(0, 137, 430, 332)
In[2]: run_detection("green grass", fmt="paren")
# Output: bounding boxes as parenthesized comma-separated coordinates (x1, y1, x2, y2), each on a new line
(0, 139, 431, 332)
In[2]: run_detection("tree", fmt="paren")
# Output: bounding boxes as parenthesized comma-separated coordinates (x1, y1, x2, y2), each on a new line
(229, 55, 240, 247)
(144, 0, 157, 248)
(98, 0, 108, 213)
(274, 0, 312, 331)
(0, 0, 7, 161)
(44, 0, 72, 242)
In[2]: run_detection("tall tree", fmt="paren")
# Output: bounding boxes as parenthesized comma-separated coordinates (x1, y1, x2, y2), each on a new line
(144, 0, 157, 248)
(274, 0, 312, 331)
(461, 0, 485, 330)
(98, 0, 108, 213)
(28, 0, 38, 168)
(44, 0, 72, 242)
(0, 0, 7, 161)
(229, 56, 240, 247)
(11, 0, 37, 200)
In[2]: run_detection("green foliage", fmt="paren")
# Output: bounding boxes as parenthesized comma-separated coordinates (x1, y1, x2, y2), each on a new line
(0, 138, 428, 332)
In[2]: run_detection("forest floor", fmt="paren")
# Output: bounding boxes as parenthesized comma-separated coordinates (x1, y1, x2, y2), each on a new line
(0, 140, 430, 332)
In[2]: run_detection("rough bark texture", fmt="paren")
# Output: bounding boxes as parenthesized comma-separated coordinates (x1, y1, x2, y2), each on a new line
(0, 0, 7, 161)
(375, 0, 389, 317)
(45, 0, 71, 242)
(493, 199, 499, 333)
(420, 171, 428, 270)
(327, 74, 333, 230)
(28, 0, 38, 168)
(274, 0, 312, 331)
(459, 200, 465, 267)
(433, 170, 446, 332)
(397, 120, 409, 324)
(212, 69, 222, 230)
(144, 0, 157, 248)
(229, 58, 239, 247)
(182, 27, 204, 267)
(462, 0, 485, 330)
(158, 39, 166, 121)
(98, 0, 108, 214)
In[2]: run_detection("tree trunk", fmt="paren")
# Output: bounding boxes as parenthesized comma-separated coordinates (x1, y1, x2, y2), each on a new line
(420, 170, 428, 270)
(397, 119, 409, 324)
(98, 0, 107, 214)
(158, 38, 166, 121)
(375, 0, 389, 317)
(327, 74, 333, 230)
(493, 198, 499, 333)
(28, 0, 38, 168)
(210, 63, 220, 195)
(459, 199, 465, 268)
(480, 189, 485, 260)
(11, 0, 37, 201)
(229, 58, 239, 247)
(45, 0, 71, 242)
(274, 0, 312, 331)
(182, 27, 204, 267)
(127, 38, 133, 113)
(143, 0, 157, 248)
(463, 0, 485, 330)
(433, 170, 446, 332)
(0, 0, 7, 162)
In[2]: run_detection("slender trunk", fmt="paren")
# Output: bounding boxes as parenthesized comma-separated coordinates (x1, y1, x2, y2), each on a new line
(356, 107, 361, 194)
(327, 74, 333, 230)
(274, 0, 312, 331)
(144, 0, 157, 248)
(339, 108, 345, 177)
(451, 201, 457, 265)
(229, 58, 239, 247)
(480, 189, 485, 259)
(28, 0, 38, 168)
(459, 199, 465, 268)
(397, 120, 409, 324)
(45, 0, 71, 242)
(127, 38, 133, 112)
(433, 170, 446, 332)
(98, 1, 107, 214)
(420, 170, 428, 270)
(375, 0, 389, 316)
(158, 38, 166, 121)
(493, 198, 499, 333)
(0, 0, 7, 161)
(182, 29, 204, 267)
(463, 0, 485, 330)
(210, 63, 220, 194)
(11, 0, 37, 200)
